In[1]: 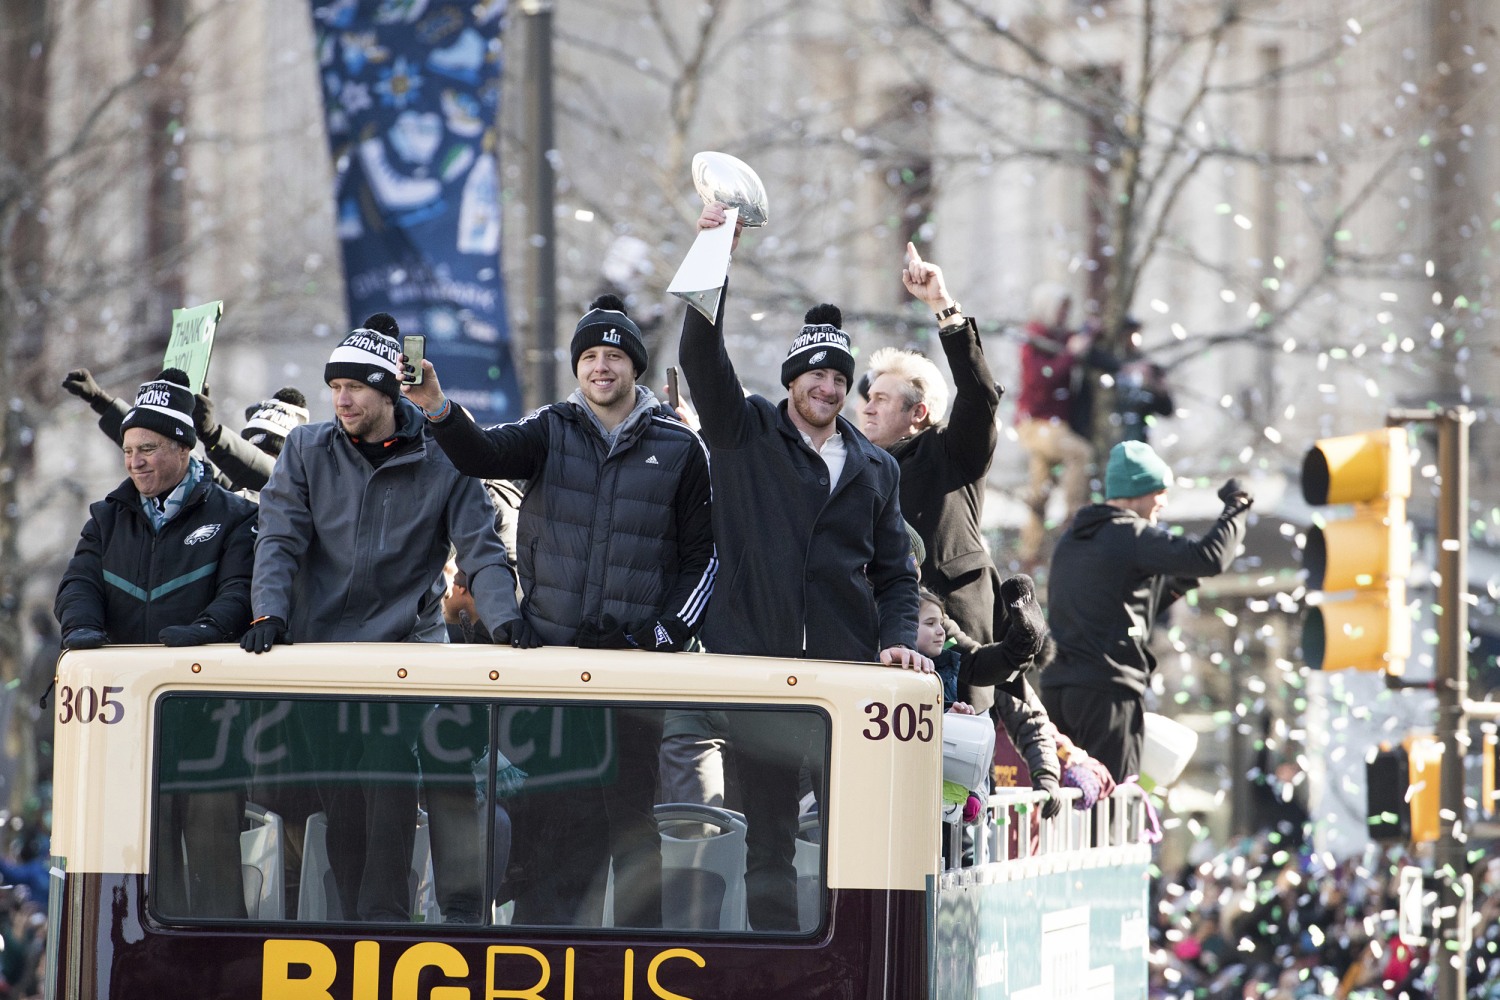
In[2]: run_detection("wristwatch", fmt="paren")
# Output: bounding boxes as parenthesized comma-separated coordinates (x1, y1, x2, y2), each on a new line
(935, 302, 962, 323)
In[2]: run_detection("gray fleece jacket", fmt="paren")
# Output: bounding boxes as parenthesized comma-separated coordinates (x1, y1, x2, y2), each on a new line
(252, 398, 519, 642)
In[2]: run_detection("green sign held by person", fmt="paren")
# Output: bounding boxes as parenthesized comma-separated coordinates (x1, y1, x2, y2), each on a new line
(163, 301, 223, 393)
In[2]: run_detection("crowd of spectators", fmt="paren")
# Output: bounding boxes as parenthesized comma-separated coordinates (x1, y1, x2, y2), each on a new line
(1151, 831, 1500, 1000)
(0, 819, 51, 1000)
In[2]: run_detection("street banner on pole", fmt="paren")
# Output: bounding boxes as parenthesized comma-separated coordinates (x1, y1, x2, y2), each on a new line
(310, 0, 521, 424)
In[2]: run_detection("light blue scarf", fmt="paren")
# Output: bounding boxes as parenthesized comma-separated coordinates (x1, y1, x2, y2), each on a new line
(140, 457, 204, 533)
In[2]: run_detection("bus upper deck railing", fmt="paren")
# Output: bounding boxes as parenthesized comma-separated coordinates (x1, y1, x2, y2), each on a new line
(942, 783, 1155, 879)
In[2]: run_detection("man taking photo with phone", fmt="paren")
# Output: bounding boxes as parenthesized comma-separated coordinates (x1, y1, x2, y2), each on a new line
(243, 321, 524, 924)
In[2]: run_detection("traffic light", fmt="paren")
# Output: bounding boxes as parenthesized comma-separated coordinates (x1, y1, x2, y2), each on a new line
(1405, 734, 1442, 844)
(1300, 428, 1411, 673)
(1366, 742, 1409, 842)
(1365, 735, 1443, 844)
(1483, 726, 1498, 819)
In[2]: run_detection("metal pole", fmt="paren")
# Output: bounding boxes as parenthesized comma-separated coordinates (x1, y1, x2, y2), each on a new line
(521, 0, 557, 408)
(1434, 408, 1471, 1000)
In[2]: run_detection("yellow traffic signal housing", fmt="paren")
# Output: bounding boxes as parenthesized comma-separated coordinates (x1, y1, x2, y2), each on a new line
(1405, 734, 1442, 844)
(1484, 727, 1498, 819)
(1300, 429, 1411, 673)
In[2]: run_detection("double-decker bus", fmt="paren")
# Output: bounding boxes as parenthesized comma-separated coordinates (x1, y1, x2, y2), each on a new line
(45, 642, 1151, 998)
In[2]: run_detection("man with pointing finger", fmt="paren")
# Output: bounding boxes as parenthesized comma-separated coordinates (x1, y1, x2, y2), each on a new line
(861, 245, 1010, 708)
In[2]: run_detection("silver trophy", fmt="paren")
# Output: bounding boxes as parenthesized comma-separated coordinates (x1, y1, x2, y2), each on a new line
(668, 152, 770, 321)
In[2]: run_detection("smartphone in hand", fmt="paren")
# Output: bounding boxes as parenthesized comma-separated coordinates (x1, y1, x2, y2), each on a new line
(666, 366, 681, 409)
(402, 335, 426, 385)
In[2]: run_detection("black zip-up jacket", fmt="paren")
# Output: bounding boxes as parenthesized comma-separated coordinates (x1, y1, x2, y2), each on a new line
(886, 317, 1003, 642)
(55, 477, 258, 643)
(1042, 502, 1246, 695)
(680, 287, 918, 661)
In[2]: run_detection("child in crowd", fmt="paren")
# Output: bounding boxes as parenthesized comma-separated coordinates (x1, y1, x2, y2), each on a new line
(917, 582, 1062, 837)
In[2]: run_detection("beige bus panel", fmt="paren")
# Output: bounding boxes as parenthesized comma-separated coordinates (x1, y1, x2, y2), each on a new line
(53, 644, 942, 891)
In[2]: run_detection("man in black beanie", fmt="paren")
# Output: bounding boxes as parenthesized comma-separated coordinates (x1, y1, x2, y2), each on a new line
(55, 368, 258, 919)
(56, 368, 256, 650)
(678, 203, 927, 931)
(404, 293, 714, 928)
(244, 323, 522, 924)
(61, 367, 308, 494)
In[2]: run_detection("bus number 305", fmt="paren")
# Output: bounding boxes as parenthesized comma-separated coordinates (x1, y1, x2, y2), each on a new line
(57, 685, 125, 725)
(862, 701, 934, 743)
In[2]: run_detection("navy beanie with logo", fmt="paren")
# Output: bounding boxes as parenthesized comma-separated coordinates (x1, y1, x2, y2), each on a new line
(325, 327, 402, 403)
(120, 368, 197, 448)
(571, 294, 647, 376)
(781, 303, 855, 388)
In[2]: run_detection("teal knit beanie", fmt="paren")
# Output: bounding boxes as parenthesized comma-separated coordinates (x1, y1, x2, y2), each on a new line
(1104, 440, 1172, 499)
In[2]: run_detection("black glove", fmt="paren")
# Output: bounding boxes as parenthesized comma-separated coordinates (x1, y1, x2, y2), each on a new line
(1035, 776, 1063, 819)
(1217, 477, 1254, 516)
(159, 621, 227, 647)
(495, 618, 544, 649)
(576, 614, 632, 649)
(61, 626, 108, 650)
(61, 369, 114, 414)
(628, 615, 691, 652)
(193, 388, 221, 445)
(240, 616, 289, 654)
(998, 574, 1047, 661)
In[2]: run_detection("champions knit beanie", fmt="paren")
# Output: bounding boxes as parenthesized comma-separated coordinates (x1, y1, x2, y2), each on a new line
(781, 303, 855, 388)
(242, 387, 311, 447)
(325, 327, 402, 403)
(1104, 440, 1172, 499)
(571, 294, 647, 376)
(120, 368, 197, 448)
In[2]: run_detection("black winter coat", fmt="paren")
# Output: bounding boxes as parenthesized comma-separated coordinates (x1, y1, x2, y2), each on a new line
(55, 477, 258, 643)
(430, 388, 715, 646)
(887, 317, 1003, 642)
(680, 288, 918, 662)
(1042, 503, 1247, 696)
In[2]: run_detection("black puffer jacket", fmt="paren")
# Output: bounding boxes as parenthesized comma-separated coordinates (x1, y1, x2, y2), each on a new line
(430, 387, 716, 646)
(679, 288, 918, 662)
(55, 476, 257, 643)
(1043, 502, 1246, 695)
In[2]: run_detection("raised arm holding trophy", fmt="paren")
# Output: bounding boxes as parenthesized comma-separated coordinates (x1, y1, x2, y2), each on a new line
(666, 152, 769, 321)
(673, 152, 927, 930)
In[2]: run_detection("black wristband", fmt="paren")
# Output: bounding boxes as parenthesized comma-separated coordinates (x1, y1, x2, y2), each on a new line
(934, 302, 962, 322)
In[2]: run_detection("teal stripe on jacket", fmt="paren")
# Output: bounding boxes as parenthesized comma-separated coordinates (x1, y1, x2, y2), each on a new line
(103, 562, 218, 603)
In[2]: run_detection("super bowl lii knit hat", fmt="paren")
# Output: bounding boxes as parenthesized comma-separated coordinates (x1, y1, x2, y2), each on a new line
(1104, 440, 1173, 499)
(325, 327, 402, 403)
(241, 388, 310, 448)
(781, 303, 855, 388)
(571, 294, 647, 376)
(120, 368, 197, 448)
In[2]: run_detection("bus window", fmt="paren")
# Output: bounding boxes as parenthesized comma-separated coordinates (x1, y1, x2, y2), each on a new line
(152, 694, 829, 935)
